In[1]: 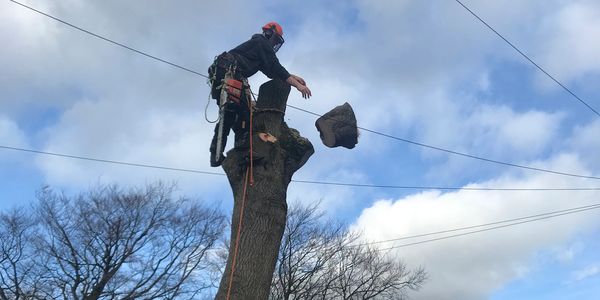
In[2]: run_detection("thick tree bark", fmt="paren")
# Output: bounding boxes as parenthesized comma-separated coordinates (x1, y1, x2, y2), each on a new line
(215, 79, 314, 300)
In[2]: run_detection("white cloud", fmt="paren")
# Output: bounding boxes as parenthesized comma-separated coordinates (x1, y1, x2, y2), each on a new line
(570, 264, 600, 283)
(0, 116, 28, 147)
(552, 242, 584, 264)
(353, 154, 600, 300)
(538, 1, 600, 84)
(288, 167, 370, 213)
(568, 120, 600, 170)
(36, 95, 228, 194)
(416, 103, 564, 183)
(0, 1, 63, 113)
(0, 116, 30, 163)
(464, 105, 563, 157)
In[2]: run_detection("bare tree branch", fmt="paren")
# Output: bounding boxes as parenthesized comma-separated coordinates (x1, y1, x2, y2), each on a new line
(270, 203, 427, 300)
(0, 183, 225, 300)
(0, 208, 39, 299)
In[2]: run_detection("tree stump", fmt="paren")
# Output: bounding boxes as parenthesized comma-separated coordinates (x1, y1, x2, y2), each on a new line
(215, 79, 314, 300)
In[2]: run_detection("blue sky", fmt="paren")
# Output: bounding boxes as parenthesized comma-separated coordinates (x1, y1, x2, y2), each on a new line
(2, 0, 600, 299)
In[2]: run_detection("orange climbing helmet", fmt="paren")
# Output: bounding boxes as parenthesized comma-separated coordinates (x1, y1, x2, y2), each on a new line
(262, 22, 283, 37)
(262, 22, 285, 53)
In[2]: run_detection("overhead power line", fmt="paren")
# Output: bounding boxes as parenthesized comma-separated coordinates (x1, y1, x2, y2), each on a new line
(454, 0, 600, 118)
(375, 203, 600, 251)
(0, 145, 223, 176)
(3, 145, 600, 192)
(287, 104, 600, 180)
(357, 203, 600, 247)
(292, 179, 600, 191)
(9, 0, 600, 181)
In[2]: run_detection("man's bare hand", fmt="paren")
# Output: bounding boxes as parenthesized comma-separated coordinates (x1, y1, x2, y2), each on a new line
(286, 75, 312, 99)
(291, 74, 306, 86)
(297, 85, 312, 99)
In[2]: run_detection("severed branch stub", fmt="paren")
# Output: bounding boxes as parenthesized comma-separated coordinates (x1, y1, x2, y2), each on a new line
(215, 79, 314, 300)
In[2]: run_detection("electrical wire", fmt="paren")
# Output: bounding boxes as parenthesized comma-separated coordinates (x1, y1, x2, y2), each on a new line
(453, 0, 600, 118)
(4, 143, 596, 253)
(8, 0, 600, 181)
(287, 104, 600, 181)
(0, 145, 223, 176)
(292, 179, 600, 191)
(375, 204, 600, 251)
(2, 145, 600, 192)
(355, 203, 600, 247)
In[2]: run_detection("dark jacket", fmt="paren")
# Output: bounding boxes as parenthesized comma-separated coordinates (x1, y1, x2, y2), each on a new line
(229, 34, 290, 80)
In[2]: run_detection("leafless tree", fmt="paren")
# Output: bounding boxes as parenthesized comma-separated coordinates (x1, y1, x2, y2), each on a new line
(2, 182, 425, 300)
(0, 208, 40, 300)
(0, 183, 226, 300)
(270, 202, 426, 300)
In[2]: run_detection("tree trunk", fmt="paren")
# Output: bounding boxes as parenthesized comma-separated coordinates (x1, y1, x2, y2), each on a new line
(215, 79, 314, 300)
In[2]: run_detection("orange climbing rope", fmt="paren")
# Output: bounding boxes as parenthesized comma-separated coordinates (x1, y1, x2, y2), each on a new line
(248, 86, 254, 186)
(226, 83, 256, 299)
(226, 167, 250, 300)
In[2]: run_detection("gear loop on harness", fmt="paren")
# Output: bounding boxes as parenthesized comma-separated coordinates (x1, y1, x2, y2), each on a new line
(205, 92, 219, 124)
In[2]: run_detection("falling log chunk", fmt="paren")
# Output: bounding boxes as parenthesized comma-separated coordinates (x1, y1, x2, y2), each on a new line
(315, 102, 359, 149)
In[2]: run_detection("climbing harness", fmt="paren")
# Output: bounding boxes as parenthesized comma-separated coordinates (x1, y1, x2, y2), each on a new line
(214, 75, 255, 165)
(208, 51, 258, 169)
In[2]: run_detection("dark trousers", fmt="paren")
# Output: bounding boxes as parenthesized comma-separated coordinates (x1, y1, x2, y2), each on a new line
(210, 101, 250, 154)
(209, 61, 250, 155)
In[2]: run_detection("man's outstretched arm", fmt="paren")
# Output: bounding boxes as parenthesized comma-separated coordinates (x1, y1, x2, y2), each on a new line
(286, 74, 312, 99)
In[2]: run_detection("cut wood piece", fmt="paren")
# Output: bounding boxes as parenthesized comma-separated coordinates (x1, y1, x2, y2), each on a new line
(258, 132, 277, 143)
(315, 102, 358, 149)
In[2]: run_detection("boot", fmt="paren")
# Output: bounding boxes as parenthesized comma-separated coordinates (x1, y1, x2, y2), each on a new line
(210, 134, 226, 167)
(210, 150, 225, 167)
